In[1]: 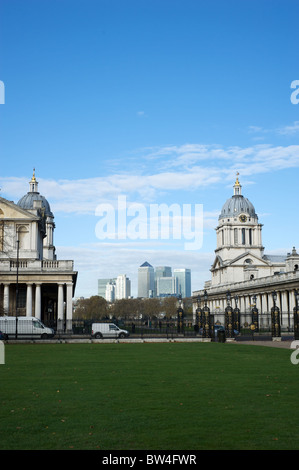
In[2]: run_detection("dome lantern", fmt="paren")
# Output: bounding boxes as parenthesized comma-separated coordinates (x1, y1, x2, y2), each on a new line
(219, 173, 257, 220)
(17, 170, 54, 218)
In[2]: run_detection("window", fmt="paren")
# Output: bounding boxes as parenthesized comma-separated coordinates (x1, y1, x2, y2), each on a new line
(17, 286, 26, 309)
(242, 228, 245, 245)
(17, 225, 29, 250)
(249, 229, 252, 245)
(234, 228, 238, 245)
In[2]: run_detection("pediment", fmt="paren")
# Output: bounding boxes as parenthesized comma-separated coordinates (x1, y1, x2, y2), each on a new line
(0, 197, 40, 221)
(211, 255, 225, 270)
(227, 251, 271, 267)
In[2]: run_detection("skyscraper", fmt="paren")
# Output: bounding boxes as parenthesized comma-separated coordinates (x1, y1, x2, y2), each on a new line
(138, 261, 155, 298)
(156, 276, 178, 297)
(154, 266, 172, 297)
(115, 274, 131, 300)
(174, 268, 191, 298)
(98, 278, 116, 298)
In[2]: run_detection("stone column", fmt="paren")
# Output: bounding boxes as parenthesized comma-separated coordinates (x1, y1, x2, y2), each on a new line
(281, 291, 288, 314)
(66, 282, 73, 333)
(3, 284, 10, 314)
(35, 284, 41, 319)
(57, 283, 64, 332)
(290, 289, 297, 312)
(26, 283, 33, 316)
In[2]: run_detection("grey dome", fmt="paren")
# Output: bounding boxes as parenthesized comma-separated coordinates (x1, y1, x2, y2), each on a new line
(17, 192, 54, 217)
(219, 195, 257, 219)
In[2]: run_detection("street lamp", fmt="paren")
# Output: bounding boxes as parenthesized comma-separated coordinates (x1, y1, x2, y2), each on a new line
(234, 295, 241, 334)
(202, 290, 212, 339)
(194, 295, 201, 333)
(177, 294, 184, 334)
(203, 290, 208, 306)
(272, 290, 277, 307)
(294, 289, 299, 340)
(15, 228, 20, 339)
(225, 290, 235, 339)
(271, 290, 281, 340)
(251, 293, 259, 333)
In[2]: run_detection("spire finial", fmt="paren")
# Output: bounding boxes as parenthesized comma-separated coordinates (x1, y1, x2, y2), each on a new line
(29, 168, 39, 193)
(31, 168, 36, 182)
(233, 172, 242, 195)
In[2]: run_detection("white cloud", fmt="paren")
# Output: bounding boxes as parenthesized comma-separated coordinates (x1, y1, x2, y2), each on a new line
(57, 242, 214, 298)
(277, 121, 299, 135)
(2, 143, 299, 216)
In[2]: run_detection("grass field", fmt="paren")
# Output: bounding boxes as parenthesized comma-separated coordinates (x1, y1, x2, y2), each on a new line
(0, 342, 298, 450)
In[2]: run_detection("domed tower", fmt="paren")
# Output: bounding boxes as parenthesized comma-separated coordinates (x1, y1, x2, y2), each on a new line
(211, 174, 265, 286)
(17, 170, 56, 260)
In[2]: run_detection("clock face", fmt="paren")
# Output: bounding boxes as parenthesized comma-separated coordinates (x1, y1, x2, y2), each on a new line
(239, 214, 247, 222)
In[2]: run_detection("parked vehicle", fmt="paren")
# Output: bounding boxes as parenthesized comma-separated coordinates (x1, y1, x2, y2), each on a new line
(0, 316, 54, 340)
(91, 323, 129, 339)
(199, 325, 239, 336)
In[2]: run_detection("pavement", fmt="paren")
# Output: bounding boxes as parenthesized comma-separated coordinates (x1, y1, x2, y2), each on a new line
(234, 339, 296, 349)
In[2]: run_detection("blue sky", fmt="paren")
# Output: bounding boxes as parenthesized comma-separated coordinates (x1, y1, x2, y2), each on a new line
(0, 0, 298, 297)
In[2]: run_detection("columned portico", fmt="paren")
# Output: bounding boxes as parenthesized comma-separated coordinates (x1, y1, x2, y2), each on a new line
(193, 175, 299, 335)
(0, 172, 78, 333)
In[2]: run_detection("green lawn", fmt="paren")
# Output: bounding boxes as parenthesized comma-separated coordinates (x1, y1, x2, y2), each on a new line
(0, 342, 298, 450)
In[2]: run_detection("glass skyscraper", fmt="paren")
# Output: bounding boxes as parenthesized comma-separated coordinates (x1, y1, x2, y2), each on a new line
(138, 261, 155, 298)
(174, 268, 191, 298)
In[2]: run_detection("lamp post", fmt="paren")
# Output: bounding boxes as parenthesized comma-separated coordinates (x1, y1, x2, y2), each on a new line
(195, 295, 201, 334)
(177, 294, 184, 334)
(294, 289, 299, 340)
(271, 290, 281, 340)
(251, 294, 259, 333)
(234, 295, 241, 334)
(225, 290, 235, 339)
(15, 229, 20, 339)
(202, 290, 212, 339)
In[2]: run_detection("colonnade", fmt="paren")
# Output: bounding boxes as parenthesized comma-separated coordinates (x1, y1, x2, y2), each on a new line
(194, 286, 299, 330)
(0, 281, 73, 331)
(205, 288, 298, 315)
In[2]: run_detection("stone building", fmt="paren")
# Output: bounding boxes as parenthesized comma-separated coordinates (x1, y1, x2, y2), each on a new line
(0, 171, 77, 332)
(193, 174, 299, 329)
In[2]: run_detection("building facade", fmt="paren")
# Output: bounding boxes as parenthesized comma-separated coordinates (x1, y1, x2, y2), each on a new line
(98, 278, 116, 298)
(193, 175, 299, 329)
(115, 274, 131, 300)
(174, 268, 191, 298)
(0, 172, 77, 332)
(156, 276, 178, 297)
(138, 261, 155, 298)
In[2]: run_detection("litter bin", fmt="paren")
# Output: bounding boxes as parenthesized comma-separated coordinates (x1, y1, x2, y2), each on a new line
(218, 330, 226, 343)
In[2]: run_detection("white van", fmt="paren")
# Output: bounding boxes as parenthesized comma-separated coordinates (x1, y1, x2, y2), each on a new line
(0, 316, 54, 340)
(91, 323, 129, 339)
